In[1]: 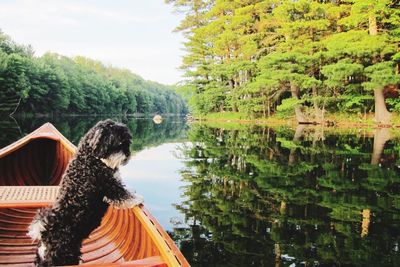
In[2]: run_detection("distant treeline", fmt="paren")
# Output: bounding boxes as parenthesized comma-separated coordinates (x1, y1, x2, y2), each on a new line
(168, 0, 400, 124)
(0, 31, 187, 115)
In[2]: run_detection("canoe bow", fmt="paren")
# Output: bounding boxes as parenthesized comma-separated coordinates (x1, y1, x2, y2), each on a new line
(0, 123, 189, 267)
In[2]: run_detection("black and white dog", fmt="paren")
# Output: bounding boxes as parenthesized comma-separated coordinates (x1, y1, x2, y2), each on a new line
(28, 119, 143, 266)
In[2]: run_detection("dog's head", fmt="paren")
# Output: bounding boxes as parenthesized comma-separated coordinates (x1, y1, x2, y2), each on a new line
(78, 119, 132, 169)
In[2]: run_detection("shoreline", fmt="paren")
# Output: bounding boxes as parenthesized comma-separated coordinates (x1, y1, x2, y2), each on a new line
(192, 113, 400, 129)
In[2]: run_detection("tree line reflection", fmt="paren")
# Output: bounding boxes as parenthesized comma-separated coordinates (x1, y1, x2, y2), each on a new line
(0, 115, 187, 151)
(173, 125, 400, 266)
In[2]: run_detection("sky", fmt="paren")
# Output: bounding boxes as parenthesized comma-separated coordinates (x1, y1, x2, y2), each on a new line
(120, 142, 189, 230)
(0, 0, 185, 85)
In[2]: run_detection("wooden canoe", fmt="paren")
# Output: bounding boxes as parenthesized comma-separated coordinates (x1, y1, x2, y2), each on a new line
(0, 123, 189, 267)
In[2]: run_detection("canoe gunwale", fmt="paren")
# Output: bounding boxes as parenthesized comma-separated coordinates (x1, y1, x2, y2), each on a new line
(134, 206, 190, 267)
(0, 122, 76, 159)
(0, 122, 189, 267)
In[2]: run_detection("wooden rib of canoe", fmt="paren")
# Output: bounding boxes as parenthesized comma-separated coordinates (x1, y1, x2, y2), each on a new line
(0, 123, 190, 267)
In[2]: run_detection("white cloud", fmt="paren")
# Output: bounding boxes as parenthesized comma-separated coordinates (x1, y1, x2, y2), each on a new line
(0, 0, 168, 25)
(0, 0, 185, 84)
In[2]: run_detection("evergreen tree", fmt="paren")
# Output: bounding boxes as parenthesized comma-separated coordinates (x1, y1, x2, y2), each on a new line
(169, 0, 400, 124)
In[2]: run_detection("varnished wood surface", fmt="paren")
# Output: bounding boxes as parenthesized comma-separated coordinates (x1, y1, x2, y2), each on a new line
(0, 207, 163, 266)
(0, 139, 72, 186)
(0, 123, 190, 267)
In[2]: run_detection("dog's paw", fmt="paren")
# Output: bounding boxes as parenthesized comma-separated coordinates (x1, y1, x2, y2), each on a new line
(114, 194, 144, 209)
(132, 193, 144, 206)
(37, 242, 47, 261)
(27, 216, 45, 241)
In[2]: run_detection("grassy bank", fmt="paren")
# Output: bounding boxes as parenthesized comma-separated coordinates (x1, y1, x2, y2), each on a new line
(194, 112, 400, 128)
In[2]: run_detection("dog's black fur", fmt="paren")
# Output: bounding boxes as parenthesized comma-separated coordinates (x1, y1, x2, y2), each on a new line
(28, 119, 140, 266)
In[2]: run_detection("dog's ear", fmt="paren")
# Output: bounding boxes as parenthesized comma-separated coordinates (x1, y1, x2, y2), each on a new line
(79, 120, 117, 158)
(88, 128, 103, 149)
(93, 127, 119, 158)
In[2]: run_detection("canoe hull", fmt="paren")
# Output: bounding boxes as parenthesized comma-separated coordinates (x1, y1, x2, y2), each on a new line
(0, 207, 163, 266)
(0, 123, 189, 267)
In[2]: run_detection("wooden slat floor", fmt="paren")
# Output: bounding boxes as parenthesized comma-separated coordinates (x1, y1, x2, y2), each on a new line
(0, 206, 163, 266)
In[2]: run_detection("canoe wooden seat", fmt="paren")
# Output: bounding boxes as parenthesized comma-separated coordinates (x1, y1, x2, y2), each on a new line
(0, 186, 59, 208)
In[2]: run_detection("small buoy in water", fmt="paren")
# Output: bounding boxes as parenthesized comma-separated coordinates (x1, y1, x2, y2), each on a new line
(185, 114, 195, 122)
(153, 115, 163, 124)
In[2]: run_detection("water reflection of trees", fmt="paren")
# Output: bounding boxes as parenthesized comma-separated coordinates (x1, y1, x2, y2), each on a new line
(0, 116, 187, 151)
(0, 116, 22, 148)
(173, 125, 400, 266)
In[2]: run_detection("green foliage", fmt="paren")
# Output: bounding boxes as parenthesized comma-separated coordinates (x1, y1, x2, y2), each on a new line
(338, 95, 374, 113)
(321, 59, 364, 90)
(276, 97, 303, 117)
(0, 31, 187, 115)
(386, 98, 400, 113)
(363, 61, 400, 91)
(171, 124, 400, 265)
(169, 0, 399, 121)
(201, 111, 248, 121)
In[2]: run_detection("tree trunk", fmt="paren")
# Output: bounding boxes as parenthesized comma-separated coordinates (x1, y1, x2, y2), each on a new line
(312, 86, 323, 123)
(361, 209, 371, 238)
(373, 88, 391, 124)
(371, 127, 391, 165)
(262, 100, 266, 118)
(232, 103, 238, 112)
(262, 94, 266, 118)
(274, 243, 281, 267)
(369, 14, 391, 125)
(280, 201, 286, 215)
(288, 124, 305, 165)
(290, 83, 308, 123)
(369, 15, 378, 36)
(228, 78, 238, 112)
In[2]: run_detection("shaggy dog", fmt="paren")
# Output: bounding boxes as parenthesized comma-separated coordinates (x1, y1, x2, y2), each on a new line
(28, 119, 143, 267)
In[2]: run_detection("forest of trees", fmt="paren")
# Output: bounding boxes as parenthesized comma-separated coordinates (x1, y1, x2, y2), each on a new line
(168, 0, 400, 124)
(0, 30, 187, 115)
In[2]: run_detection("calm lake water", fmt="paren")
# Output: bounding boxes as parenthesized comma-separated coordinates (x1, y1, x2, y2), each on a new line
(1, 116, 400, 267)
